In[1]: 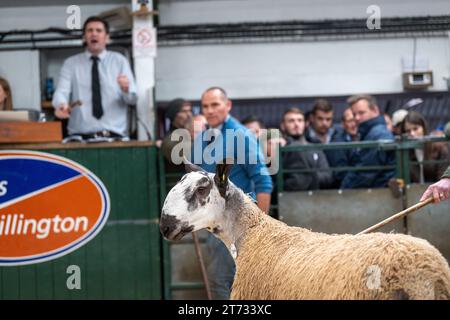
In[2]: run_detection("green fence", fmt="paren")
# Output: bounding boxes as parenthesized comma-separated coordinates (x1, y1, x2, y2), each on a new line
(276, 135, 449, 193)
(0, 143, 162, 299)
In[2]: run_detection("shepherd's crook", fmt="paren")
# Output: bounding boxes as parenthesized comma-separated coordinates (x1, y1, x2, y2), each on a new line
(192, 231, 212, 300)
(357, 197, 434, 235)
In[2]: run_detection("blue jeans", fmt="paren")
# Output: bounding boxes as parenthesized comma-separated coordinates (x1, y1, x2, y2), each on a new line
(205, 233, 236, 300)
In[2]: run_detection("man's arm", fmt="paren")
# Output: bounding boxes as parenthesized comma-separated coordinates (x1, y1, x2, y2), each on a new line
(420, 165, 450, 203)
(52, 59, 72, 119)
(256, 192, 271, 214)
(245, 133, 273, 213)
(420, 178, 450, 203)
(119, 57, 137, 105)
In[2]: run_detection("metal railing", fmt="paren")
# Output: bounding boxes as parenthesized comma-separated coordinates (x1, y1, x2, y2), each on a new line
(276, 135, 449, 193)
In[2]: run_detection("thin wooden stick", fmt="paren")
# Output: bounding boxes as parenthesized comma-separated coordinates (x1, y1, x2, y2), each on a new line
(192, 232, 212, 300)
(357, 197, 434, 235)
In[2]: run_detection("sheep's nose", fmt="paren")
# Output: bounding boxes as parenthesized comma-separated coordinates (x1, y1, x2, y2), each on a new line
(160, 213, 180, 238)
(161, 225, 170, 238)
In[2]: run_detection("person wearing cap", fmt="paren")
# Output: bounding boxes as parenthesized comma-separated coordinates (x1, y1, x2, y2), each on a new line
(160, 98, 193, 165)
(165, 98, 193, 132)
(53, 16, 137, 139)
(391, 109, 408, 136)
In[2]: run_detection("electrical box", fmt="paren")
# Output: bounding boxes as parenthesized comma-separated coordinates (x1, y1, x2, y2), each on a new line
(402, 71, 433, 90)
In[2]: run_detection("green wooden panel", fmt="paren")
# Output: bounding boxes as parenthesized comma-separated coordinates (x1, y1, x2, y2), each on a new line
(19, 266, 37, 299)
(101, 225, 120, 299)
(52, 255, 71, 300)
(119, 225, 137, 299)
(85, 221, 105, 299)
(35, 262, 54, 299)
(0, 144, 162, 300)
(135, 224, 161, 299)
(1, 268, 20, 299)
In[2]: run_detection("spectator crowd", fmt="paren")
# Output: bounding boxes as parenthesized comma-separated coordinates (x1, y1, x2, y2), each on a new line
(160, 93, 450, 192)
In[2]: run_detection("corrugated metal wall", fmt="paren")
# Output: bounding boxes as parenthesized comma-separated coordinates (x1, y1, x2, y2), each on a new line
(0, 144, 162, 299)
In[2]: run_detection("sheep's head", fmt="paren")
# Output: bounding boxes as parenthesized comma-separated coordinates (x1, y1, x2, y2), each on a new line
(160, 160, 233, 241)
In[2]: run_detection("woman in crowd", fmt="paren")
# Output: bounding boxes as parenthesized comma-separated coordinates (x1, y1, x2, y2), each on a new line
(0, 77, 13, 111)
(401, 111, 449, 183)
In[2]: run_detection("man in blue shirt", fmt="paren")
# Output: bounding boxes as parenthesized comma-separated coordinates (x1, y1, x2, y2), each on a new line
(53, 16, 137, 138)
(340, 95, 395, 189)
(192, 87, 272, 299)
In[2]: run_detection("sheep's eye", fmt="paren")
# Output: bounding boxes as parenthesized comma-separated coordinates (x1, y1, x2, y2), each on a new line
(197, 187, 207, 195)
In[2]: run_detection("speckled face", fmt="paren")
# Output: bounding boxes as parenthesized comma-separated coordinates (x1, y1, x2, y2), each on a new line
(160, 171, 225, 241)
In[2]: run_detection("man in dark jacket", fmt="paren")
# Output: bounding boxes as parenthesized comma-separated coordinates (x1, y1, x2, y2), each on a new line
(305, 99, 352, 188)
(305, 99, 338, 144)
(329, 108, 360, 186)
(281, 107, 333, 191)
(340, 95, 395, 189)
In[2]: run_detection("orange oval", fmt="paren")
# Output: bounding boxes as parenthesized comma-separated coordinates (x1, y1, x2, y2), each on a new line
(0, 150, 110, 266)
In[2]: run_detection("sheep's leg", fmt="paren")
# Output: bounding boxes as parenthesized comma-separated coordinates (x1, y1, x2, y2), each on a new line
(434, 280, 450, 300)
(397, 278, 439, 300)
(389, 289, 409, 300)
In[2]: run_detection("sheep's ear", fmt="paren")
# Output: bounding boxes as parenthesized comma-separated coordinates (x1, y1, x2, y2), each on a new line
(214, 158, 233, 197)
(183, 156, 204, 173)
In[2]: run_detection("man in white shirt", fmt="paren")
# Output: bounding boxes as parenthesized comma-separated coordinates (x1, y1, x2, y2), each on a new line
(53, 16, 137, 138)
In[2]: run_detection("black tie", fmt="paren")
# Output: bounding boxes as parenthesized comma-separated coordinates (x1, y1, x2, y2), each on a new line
(91, 56, 103, 119)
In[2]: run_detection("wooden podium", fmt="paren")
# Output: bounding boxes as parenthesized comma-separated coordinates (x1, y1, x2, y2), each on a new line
(0, 122, 62, 144)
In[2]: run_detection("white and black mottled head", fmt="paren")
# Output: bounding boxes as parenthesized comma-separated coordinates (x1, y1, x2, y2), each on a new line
(160, 159, 233, 241)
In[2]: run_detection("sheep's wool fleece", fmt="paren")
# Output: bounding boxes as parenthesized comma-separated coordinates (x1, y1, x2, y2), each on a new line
(231, 213, 450, 300)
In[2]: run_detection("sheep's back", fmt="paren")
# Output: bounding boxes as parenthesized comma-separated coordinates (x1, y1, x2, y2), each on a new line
(232, 220, 450, 300)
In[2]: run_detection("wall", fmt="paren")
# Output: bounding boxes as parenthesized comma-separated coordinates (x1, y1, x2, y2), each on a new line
(155, 37, 450, 100)
(158, 0, 450, 25)
(0, 50, 41, 110)
(0, 3, 129, 31)
(2, 1, 450, 105)
(154, 0, 450, 100)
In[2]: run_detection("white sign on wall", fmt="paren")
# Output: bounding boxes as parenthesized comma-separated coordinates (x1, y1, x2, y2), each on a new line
(133, 26, 157, 58)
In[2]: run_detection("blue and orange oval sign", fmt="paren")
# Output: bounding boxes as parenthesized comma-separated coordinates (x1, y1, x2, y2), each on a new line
(0, 150, 110, 266)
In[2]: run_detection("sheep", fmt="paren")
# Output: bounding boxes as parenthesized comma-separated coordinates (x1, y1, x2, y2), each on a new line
(160, 161, 450, 300)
